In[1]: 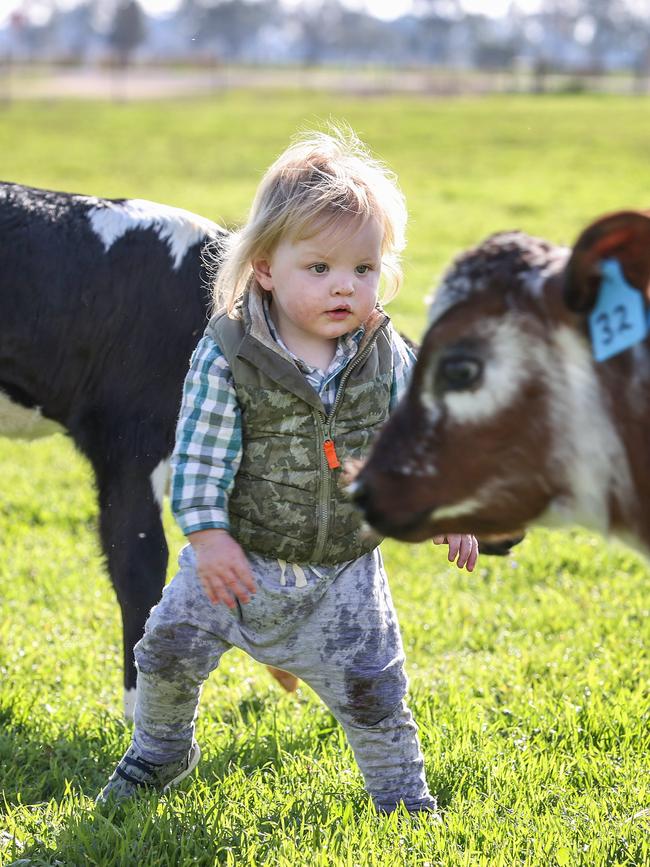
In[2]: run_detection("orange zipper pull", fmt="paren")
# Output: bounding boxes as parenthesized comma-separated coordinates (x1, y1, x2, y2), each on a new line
(323, 439, 341, 470)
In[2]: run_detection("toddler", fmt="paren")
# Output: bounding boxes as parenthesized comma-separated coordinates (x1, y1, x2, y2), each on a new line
(97, 128, 478, 814)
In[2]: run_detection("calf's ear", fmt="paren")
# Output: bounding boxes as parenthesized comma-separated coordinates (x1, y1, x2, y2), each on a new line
(563, 210, 650, 312)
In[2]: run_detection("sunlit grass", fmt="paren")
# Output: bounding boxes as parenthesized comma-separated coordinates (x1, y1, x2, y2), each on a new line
(1, 92, 650, 864)
(1, 439, 648, 865)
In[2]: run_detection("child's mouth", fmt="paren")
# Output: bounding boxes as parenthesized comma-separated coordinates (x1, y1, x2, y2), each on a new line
(327, 306, 351, 320)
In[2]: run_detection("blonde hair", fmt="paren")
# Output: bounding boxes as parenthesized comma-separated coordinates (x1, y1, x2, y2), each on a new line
(209, 126, 407, 315)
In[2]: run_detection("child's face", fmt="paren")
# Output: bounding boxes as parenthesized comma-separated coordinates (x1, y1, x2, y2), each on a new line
(253, 215, 383, 367)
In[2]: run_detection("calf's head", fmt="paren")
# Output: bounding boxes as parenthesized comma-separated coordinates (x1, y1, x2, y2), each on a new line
(356, 220, 644, 543)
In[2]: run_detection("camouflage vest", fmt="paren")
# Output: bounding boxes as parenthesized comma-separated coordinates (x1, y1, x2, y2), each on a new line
(207, 289, 393, 565)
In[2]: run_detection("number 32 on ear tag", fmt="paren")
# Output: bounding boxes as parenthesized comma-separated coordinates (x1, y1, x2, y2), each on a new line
(588, 258, 648, 362)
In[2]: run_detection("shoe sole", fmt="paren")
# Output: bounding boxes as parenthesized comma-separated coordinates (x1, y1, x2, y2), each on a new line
(162, 741, 201, 793)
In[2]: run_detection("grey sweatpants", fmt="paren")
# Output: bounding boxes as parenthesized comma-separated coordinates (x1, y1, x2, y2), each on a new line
(132, 544, 435, 813)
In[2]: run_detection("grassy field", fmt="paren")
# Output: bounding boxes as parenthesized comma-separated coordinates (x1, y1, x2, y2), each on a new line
(1, 91, 649, 865)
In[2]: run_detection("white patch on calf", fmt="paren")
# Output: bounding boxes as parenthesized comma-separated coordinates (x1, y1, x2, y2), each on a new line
(0, 390, 63, 439)
(418, 388, 442, 421)
(430, 497, 484, 522)
(88, 199, 220, 270)
(428, 318, 534, 425)
(429, 476, 514, 525)
(540, 326, 635, 533)
(519, 245, 570, 296)
(150, 458, 170, 509)
(427, 272, 474, 325)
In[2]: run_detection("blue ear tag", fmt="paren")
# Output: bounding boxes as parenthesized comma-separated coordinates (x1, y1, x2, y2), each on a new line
(588, 258, 648, 362)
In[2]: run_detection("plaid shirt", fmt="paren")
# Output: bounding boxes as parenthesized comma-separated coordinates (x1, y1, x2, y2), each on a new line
(171, 304, 416, 536)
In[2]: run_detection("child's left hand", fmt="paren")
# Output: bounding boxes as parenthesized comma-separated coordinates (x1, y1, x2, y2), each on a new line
(433, 534, 479, 572)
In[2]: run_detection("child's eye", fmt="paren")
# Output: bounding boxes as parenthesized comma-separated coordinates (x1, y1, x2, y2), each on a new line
(310, 263, 328, 274)
(355, 264, 371, 274)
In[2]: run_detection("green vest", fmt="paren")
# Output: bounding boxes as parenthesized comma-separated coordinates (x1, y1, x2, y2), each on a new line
(207, 289, 394, 565)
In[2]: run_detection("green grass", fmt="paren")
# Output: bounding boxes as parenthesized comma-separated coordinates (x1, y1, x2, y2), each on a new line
(1, 91, 650, 865)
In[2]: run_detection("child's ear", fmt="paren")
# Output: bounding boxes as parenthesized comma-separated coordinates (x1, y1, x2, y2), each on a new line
(564, 210, 650, 312)
(253, 258, 273, 292)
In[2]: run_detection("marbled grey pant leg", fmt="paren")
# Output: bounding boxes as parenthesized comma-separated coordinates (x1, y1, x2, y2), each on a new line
(131, 548, 235, 764)
(339, 703, 433, 813)
(273, 552, 435, 813)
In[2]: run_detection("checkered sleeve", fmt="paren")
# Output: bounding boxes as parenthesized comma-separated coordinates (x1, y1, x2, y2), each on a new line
(170, 334, 242, 535)
(390, 328, 417, 410)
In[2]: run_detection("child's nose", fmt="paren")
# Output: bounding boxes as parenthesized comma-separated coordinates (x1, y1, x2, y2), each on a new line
(334, 273, 355, 294)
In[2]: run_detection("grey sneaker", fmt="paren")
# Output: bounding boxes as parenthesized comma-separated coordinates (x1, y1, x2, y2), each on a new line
(95, 741, 201, 806)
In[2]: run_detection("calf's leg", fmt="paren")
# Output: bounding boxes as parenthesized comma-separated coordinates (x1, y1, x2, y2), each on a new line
(96, 462, 169, 719)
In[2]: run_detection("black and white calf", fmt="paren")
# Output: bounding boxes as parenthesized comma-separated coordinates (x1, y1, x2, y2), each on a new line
(1, 181, 226, 716)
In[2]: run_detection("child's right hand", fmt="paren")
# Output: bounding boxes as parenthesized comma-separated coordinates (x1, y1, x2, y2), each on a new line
(432, 534, 479, 572)
(188, 529, 256, 607)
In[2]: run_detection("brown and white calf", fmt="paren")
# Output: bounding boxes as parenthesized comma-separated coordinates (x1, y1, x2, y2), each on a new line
(354, 210, 650, 552)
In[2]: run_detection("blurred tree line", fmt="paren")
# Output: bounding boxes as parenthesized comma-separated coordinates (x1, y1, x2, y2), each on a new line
(4, 0, 650, 83)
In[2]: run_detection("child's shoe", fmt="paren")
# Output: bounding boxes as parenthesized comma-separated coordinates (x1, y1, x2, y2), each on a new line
(95, 741, 201, 807)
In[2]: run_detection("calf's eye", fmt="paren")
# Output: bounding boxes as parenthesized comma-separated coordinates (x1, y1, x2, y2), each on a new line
(438, 357, 482, 391)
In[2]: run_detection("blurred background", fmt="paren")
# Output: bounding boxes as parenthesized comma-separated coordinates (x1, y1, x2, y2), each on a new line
(2, 0, 650, 99)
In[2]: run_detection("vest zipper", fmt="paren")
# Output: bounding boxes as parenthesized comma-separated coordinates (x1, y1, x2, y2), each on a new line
(311, 324, 387, 563)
